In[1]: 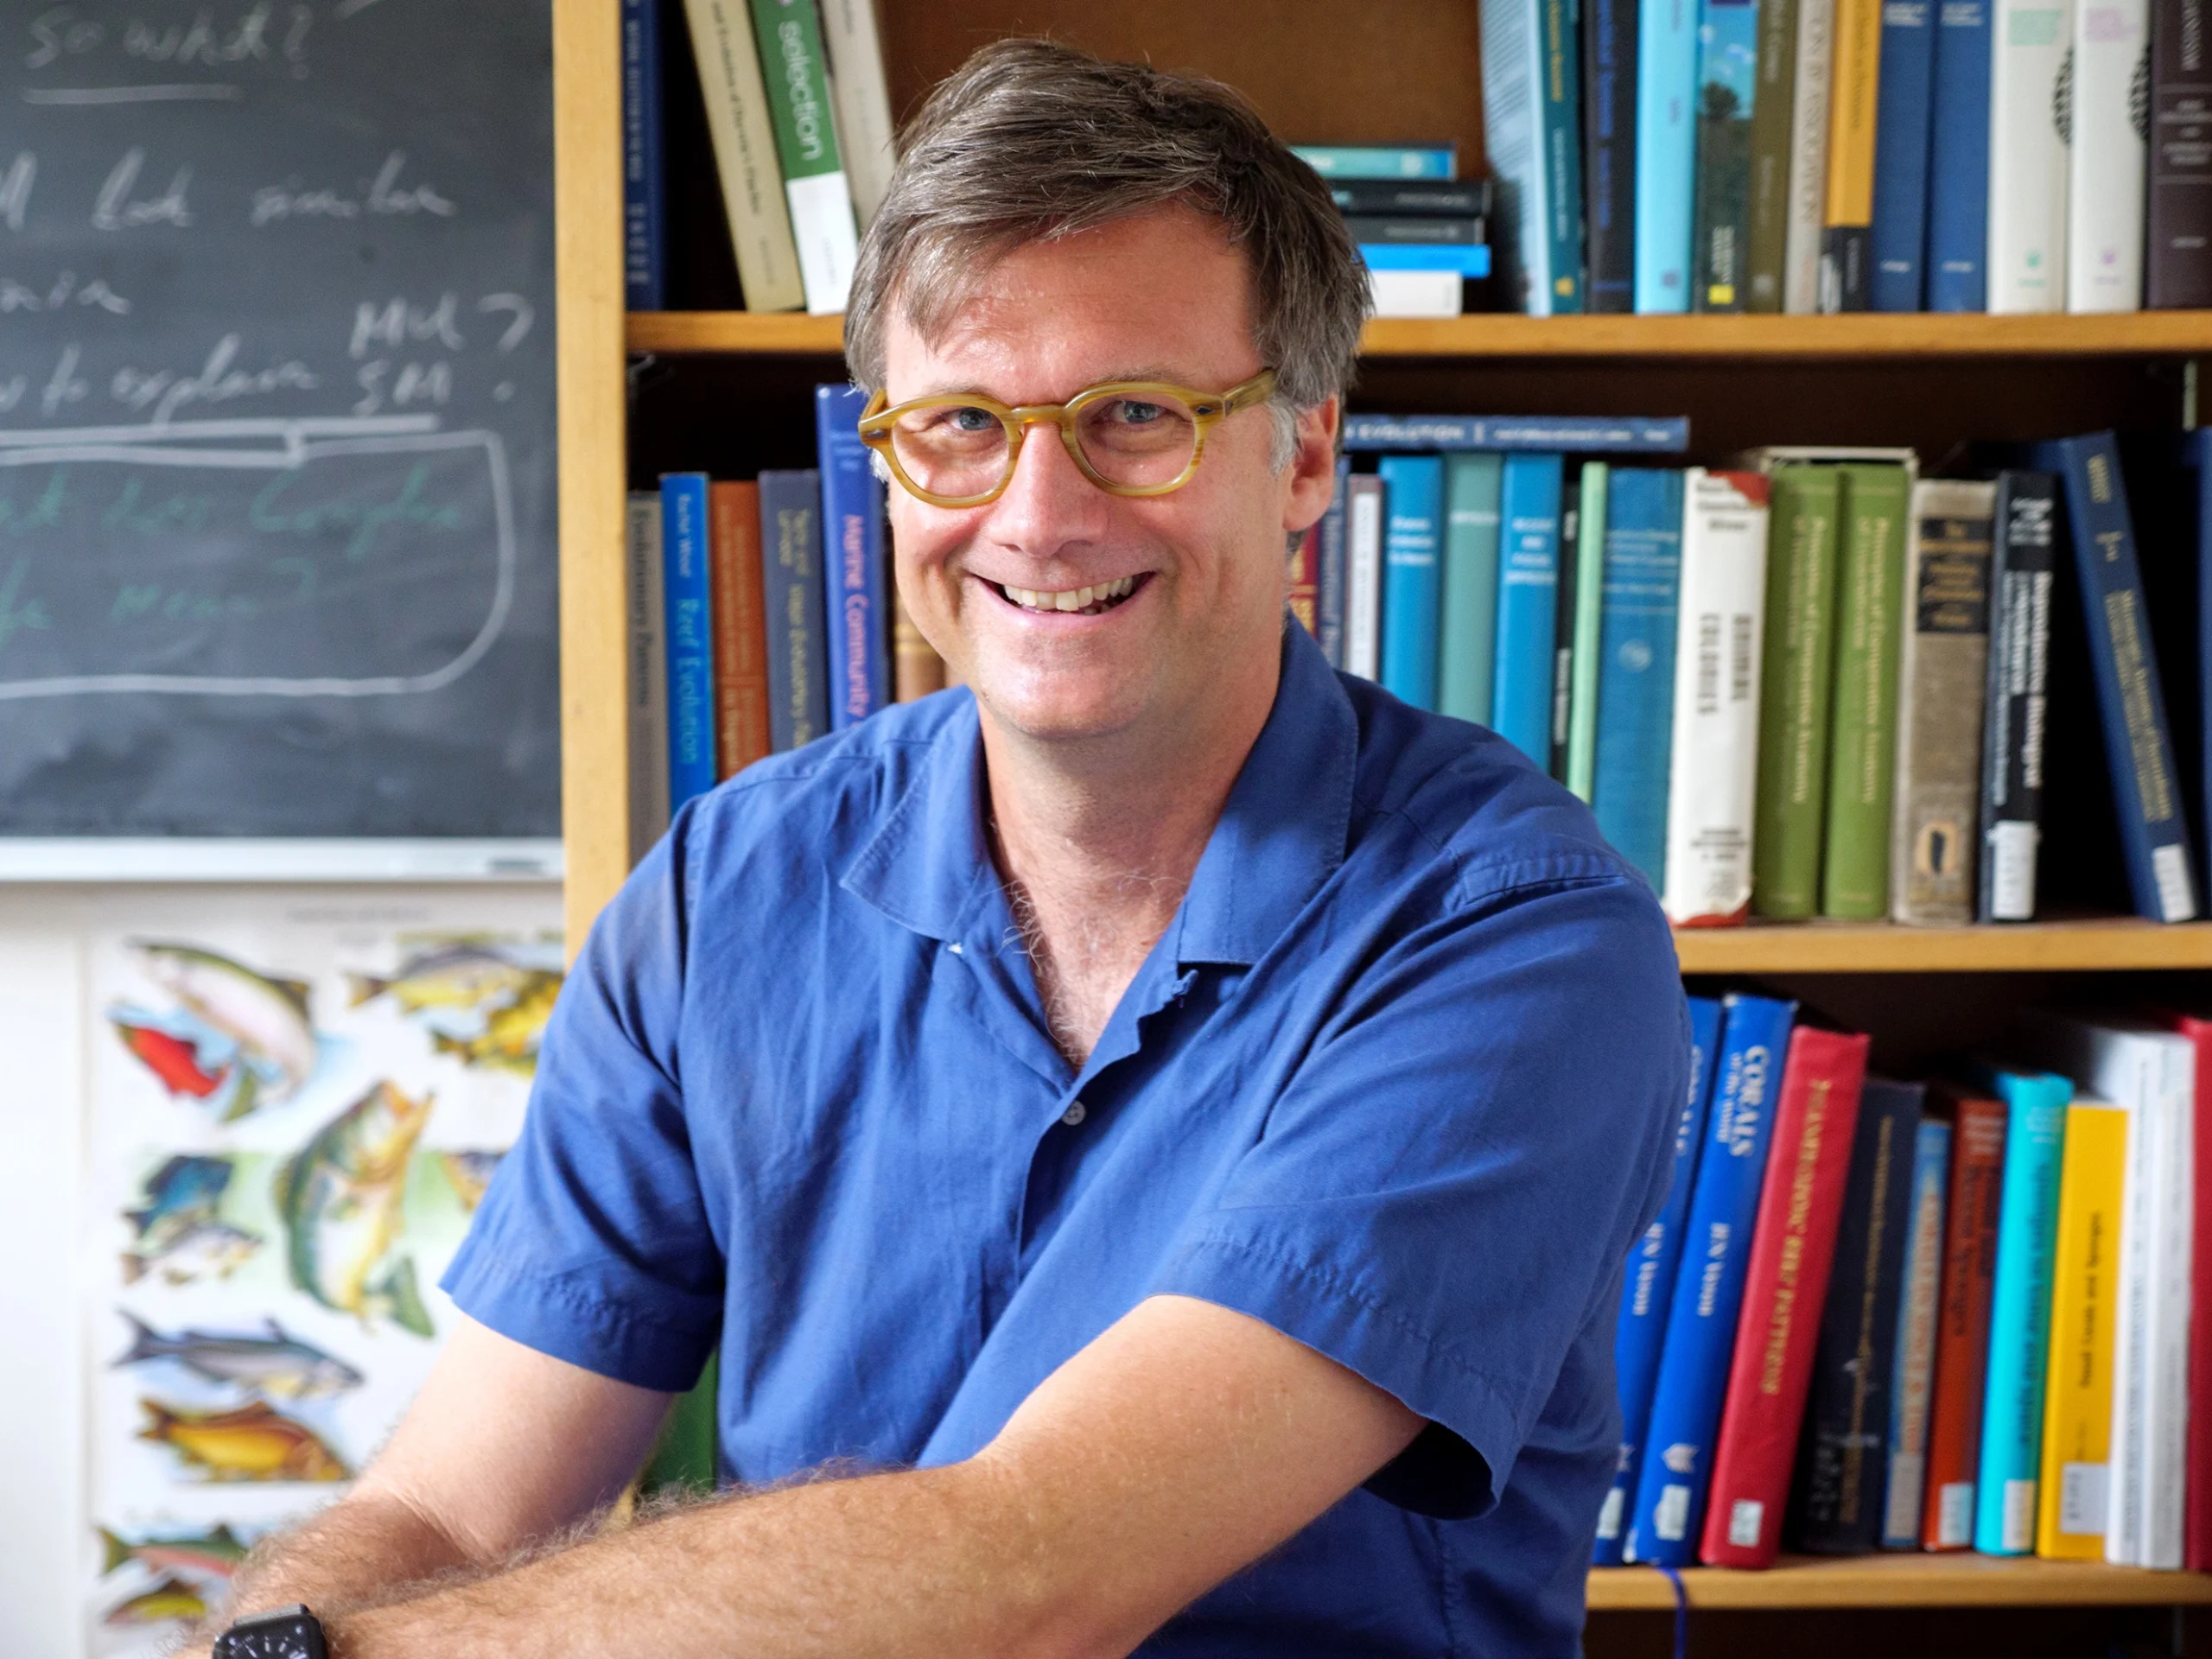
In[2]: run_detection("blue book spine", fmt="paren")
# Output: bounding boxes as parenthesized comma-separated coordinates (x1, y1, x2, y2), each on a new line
(1493, 454, 1565, 760)
(759, 468, 829, 753)
(1923, 0, 1992, 311)
(1480, 0, 1562, 313)
(1868, 0, 1939, 310)
(1624, 994, 1798, 1565)
(1969, 1065, 2071, 1554)
(1633, 0, 1699, 311)
(1379, 456, 1446, 708)
(815, 385, 888, 730)
(659, 472, 717, 808)
(1357, 243, 1496, 275)
(1883, 1116, 1954, 1547)
(621, 0, 667, 311)
(1591, 467, 1687, 887)
(1288, 144, 1459, 179)
(1585, 0, 1643, 312)
(1318, 458, 1351, 668)
(1541, 0, 1589, 312)
(2039, 433, 2202, 922)
(1342, 413, 1691, 453)
(1596, 993, 1724, 1565)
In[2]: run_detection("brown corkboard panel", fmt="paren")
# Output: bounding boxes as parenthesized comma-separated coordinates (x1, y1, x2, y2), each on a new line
(876, 1, 1487, 176)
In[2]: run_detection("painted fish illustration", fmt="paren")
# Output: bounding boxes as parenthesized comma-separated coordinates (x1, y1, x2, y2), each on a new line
(120, 1156, 261, 1284)
(138, 1398, 351, 1483)
(347, 941, 543, 1014)
(135, 941, 318, 1107)
(113, 1312, 364, 1400)
(122, 1217, 262, 1287)
(438, 1148, 505, 1211)
(428, 971, 561, 1075)
(275, 1079, 435, 1337)
(110, 1012, 229, 1099)
(125, 1154, 232, 1235)
(98, 1522, 249, 1580)
(102, 1573, 207, 1624)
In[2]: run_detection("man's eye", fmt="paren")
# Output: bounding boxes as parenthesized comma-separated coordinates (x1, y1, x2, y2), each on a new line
(1105, 400, 1165, 426)
(943, 406, 1000, 433)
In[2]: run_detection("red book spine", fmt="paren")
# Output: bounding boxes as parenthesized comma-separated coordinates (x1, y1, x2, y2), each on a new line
(1696, 1026, 1871, 1568)
(1918, 1086, 2006, 1549)
(709, 480, 772, 778)
(2166, 1013, 2212, 1570)
(1287, 524, 1320, 639)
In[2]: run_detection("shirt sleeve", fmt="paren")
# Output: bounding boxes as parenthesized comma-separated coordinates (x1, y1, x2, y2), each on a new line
(440, 820, 725, 1393)
(1149, 868, 1687, 1519)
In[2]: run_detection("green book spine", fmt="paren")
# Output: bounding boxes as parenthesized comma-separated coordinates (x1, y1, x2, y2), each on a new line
(1751, 463, 1841, 917)
(1744, 0, 1802, 310)
(750, 0, 859, 315)
(640, 1348, 720, 1496)
(1820, 463, 1910, 917)
(1439, 454, 1505, 724)
(1567, 461, 1609, 798)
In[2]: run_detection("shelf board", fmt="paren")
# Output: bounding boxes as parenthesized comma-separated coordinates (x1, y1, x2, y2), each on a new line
(627, 309, 2212, 360)
(1586, 1556, 2212, 1610)
(1670, 917, 2212, 974)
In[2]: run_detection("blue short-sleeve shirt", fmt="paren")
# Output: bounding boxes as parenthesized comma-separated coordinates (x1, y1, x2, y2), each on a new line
(445, 620, 1687, 1657)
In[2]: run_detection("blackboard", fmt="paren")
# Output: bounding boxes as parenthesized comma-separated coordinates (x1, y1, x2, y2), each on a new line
(0, 0, 559, 866)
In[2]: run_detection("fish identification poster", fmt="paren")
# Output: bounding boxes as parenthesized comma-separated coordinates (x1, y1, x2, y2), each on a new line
(81, 888, 561, 1649)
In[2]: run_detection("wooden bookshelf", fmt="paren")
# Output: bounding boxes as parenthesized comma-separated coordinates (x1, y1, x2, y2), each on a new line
(1671, 918, 2212, 974)
(1586, 1557, 2212, 1611)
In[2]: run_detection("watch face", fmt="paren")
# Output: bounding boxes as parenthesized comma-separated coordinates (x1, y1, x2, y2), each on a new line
(221, 1617, 324, 1659)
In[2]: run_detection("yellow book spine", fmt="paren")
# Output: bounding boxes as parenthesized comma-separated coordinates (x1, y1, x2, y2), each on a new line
(2034, 1098, 2129, 1560)
(1821, 0, 1882, 229)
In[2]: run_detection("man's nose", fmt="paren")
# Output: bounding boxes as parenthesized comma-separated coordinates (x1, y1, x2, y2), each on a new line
(985, 419, 1108, 550)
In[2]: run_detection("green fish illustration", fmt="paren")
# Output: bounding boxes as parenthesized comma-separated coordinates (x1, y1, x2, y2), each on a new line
(98, 1522, 250, 1580)
(101, 1572, 207, 1625)
(113, 1311, 364, 1399)
(274, 1079, 436, 1337)
(135, 941, 317, 1112)
(347, 941, 543, 1015)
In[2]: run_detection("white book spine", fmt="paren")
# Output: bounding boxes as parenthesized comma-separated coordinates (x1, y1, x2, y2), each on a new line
(817, 0, 897, 229)
(683, 0, 806, 313)
(1661, 469, 1770, 924)
(1987, 0, 2076, 311)
(1784, 0, 1838, 311)
(2103, 1042, 2156, 1564)
(2065, 0, 2150, 310)
(1478, 0, 1557, 315)
(787, 170, 861, 315)
(1346, 477, 1385, 679)
(626, 494, 671, 863)
(2142, 1043, 2194, 1567)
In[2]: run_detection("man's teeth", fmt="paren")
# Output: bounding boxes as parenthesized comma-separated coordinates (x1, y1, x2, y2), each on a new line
(1001, 575, 1137, 613)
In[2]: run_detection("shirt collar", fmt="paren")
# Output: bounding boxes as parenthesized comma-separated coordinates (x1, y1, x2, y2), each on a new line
(842, 621, 1358, 967)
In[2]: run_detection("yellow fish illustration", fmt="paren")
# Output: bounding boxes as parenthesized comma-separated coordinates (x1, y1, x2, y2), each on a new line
(347, 941, 542, 1014)
(137, 1398, 351, 1483)
(275, 1079, 435, 1336)
(429, 971, 560, 1075)
(102, 1572, 208, 1624)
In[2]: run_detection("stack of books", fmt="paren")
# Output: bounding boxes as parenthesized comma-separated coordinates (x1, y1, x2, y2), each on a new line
(1478, 0, 2211, 314)
(1290, 146, 1496, 318)
(1599, 995, 2211, 1573)
(1325, 419, 2212, 929)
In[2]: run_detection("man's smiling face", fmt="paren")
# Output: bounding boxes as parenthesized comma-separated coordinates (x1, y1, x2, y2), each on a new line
(880, 206, 1332, 750)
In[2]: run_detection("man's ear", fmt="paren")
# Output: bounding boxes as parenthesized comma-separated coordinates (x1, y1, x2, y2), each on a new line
(1283, 395, 1341, 536)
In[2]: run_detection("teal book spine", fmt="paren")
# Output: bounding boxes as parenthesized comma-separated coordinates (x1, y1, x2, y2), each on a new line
(1690, 0, 1762, 310)
(1592, 467, 1687, 885)
(1635, 0, 1700, 309)
(659, 471, 718, 810)
(1439, 454, 1506, 723)
(1493, 454, 1565, 760)
(1568, 461, 1610, 798)
(1540, 0, 1590, 311)
(1969, 1064, 2072, 1554)
(1379, 456, 1446, 708)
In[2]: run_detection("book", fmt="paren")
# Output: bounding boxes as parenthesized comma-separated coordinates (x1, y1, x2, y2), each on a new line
(2038, 432, 2200, 921)
(1328, 181, 1496, 213)
(1567, 461, 1610, 798)
(1867, 0, 1938, 308)
(1787, 1077, 1925, 1554)
(1820, 463, 1910, 918)
(1596, 993, 1726, 1564)
(1479, 0, 1586, 313)
(1744, 0, 1802, 309)
(1970, 1062, 2072, 1554)
(1345, 213, 1490, 244)
(626, 492, 672, 855)
(1357, 243, 1496, 275)
(891, 588, 944, 702)
(816, 0, 896, 230)
(1550, 472, 1584, 776)
(1494, 454, 1566, 760)
(1439, 454, 1506, 722)
(622, 0, 668, 311)
(681, 0, 805, 313)
(1290, 143, 1459, 178)
(759, 467, 828, 751)
(1662, 468, 1771, 925)
(1883, 1116, 1953, 1546)
(749, 0, 861, 316)
(1345, 474, 1386, 680)
(1925, 0, 1995, 310)
(1586, 0, 1642, 310)
(2157, 1010, 2212, 1569)
(1978, 471, 2059, 920)
(1922, 1086, 2009, 1548)
(1343, 413, 1693, 451)
(1366, 269, 1469, 317)
(2124, 431, 2211, 899)
(1288, 525, 1321, 640)
(709, 480, 772, 777)
(1592, 467, 1688, 886)
(1783, 0, 1838, 310)
(1380, 455, 1446, 709)
(1624, 993, 1798, 1564)
(1697, 1027, 1873, 1567)
(1986, 0, 2075, 312)
(2150, 0, 2212, 308)
(2065, 0, 2151, 312)
(660, 472, 719, 809)
(1319, 457, 1351, 669)
(1636, 0, 1702, 309)
(1891, 480, 1995, 925)
(815, 384, 888, 729)
(1691, 0, 1762, 310)
(1818, 0, 1885, 308)
(2031, 1091, 2129, 1560)
(1751, 463, 1842, 919)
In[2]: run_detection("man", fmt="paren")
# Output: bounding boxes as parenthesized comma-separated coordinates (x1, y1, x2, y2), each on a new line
(195, 41, 1686, 1659)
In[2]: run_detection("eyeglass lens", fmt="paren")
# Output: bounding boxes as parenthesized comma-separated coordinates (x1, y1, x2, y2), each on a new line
(888, 392, 1202, 498)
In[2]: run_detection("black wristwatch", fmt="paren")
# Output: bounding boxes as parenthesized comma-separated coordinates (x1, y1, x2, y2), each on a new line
(213, 1604, 328, 1659)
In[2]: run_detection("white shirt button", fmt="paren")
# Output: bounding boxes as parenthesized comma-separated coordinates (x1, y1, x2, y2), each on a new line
(1061, 1100, 1087, 1127)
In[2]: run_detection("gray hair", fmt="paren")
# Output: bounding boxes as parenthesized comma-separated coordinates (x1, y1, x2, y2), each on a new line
(843, 39, 1370, 467)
